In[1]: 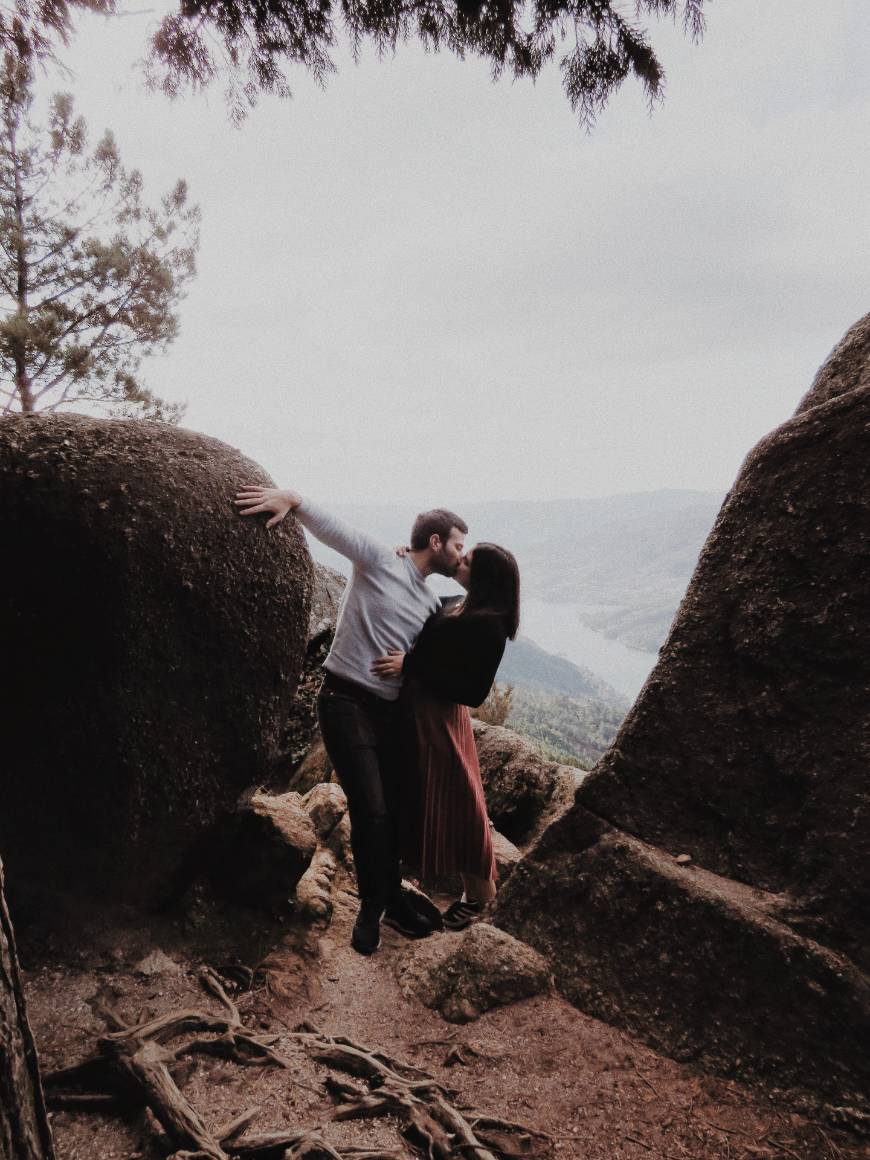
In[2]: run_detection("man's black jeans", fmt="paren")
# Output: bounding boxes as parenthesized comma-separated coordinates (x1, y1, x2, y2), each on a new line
(316, 673, 405, 906)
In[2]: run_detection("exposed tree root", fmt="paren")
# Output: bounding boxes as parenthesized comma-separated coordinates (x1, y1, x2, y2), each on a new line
(42, 967, 549, 1160)
(288, 1023, 552, 1160)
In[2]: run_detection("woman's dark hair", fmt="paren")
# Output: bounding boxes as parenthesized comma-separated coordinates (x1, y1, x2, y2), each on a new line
(462, 543, 521, 640)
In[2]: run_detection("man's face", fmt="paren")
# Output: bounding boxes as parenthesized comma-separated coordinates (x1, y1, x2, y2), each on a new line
(431, 526, 465, 577)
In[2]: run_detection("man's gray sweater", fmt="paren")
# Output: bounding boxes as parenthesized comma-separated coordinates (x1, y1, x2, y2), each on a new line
(295, 499, 440, 700)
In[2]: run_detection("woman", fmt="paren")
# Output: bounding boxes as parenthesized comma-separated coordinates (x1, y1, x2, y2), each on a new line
(371, 543, 520, 930)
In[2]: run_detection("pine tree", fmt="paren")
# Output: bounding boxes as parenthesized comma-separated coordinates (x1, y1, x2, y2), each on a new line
(151, 0, 707, 126)
(0, 53, 199, 419)
(1, 0, 707, 127)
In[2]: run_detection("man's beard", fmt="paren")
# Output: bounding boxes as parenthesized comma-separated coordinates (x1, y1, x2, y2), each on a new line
(431, 550, 460, 578)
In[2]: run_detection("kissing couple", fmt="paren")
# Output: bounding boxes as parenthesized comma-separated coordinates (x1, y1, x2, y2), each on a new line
(236, 486, 520, 956)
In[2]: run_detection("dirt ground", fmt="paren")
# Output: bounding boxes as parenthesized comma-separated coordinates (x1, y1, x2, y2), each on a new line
(21, 876, 867, 1160)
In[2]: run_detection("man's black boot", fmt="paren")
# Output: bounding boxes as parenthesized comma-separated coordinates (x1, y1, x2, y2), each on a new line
(383, 891, 435, 939)
(352, 898, 384, 955)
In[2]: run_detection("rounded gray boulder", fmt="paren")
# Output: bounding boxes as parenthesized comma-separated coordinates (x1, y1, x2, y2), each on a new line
(0, 413, 312, 907)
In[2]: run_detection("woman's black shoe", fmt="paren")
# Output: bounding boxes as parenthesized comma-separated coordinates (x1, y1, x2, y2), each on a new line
(352, 900, 383, 955)
(442, 898, 483, 931)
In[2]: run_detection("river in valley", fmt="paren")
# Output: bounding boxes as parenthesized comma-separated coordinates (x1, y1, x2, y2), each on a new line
(520, 598, 658, 700)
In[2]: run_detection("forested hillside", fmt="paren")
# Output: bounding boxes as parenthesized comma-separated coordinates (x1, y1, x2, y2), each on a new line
(505, 687, 626, 769)
(494, 636, 629, 766)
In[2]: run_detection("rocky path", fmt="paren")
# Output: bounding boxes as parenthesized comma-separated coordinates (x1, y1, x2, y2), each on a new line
(22, 881, 865, 1160)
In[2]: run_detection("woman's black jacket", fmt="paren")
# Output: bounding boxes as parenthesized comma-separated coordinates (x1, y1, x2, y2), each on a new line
(402, 603, 508, 708)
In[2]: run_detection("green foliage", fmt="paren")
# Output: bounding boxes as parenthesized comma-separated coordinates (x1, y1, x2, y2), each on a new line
(506, 686, 625, 770)
(473, 674, 626, 771)
(472, 681, 514, 726)
(0, 53, 199, 419)
(147, 0, 706, 126)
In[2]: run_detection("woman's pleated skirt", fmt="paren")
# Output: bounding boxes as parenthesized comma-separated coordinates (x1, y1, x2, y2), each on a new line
(403, 681, 496, 886)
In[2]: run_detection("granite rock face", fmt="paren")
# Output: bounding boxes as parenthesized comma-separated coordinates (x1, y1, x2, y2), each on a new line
(491, 829, 522, 880)
(300, 781, 351, 862)
(794, 310, 870, 414)
(577, 376, 870, 968)
(307, 562, 345, 638)
(285, 563, 345, 781)
(496, 806, 870, 1106)
(291, 740, 335, 795)
(211, 789, 317, 911)
(0, 413, 312, 906)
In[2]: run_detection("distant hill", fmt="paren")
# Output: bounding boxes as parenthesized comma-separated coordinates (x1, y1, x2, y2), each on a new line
(498, 634, 627, 710)
(306, 490, 724, 651)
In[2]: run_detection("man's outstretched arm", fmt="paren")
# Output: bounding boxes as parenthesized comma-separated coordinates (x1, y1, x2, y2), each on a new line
(235, 485, 390, 567)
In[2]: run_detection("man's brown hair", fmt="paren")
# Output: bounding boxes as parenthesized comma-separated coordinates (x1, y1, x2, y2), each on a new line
(410, 508, 468, 550)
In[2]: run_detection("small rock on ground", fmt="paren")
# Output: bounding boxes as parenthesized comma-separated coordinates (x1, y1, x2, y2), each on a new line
(133, 949, 183, 978)
(396, 922, 551, 1023)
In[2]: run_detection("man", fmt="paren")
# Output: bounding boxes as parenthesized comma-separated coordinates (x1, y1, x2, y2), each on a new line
(235, 485, 468, 954)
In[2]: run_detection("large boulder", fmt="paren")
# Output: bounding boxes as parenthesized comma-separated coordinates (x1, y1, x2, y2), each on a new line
(0, 413, 312, 907)
(576, 362, 870, 968)
(494, 317, 870, 1108)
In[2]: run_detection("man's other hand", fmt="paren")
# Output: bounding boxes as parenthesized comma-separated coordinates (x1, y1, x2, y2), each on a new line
(371, 650, 405, 679)
(235, 486, 302, 529)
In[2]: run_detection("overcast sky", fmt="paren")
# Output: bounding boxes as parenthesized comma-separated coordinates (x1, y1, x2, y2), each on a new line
(42, 2, 870, 506)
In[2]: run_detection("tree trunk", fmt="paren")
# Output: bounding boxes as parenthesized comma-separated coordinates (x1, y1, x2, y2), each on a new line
(0, 856, 55, 1160)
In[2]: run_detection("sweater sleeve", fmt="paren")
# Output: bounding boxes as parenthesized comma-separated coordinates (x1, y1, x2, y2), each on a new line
(404, 612, 507, 707)
(294, 498, 392, 568)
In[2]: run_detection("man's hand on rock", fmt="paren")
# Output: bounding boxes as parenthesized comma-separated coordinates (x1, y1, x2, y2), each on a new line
(235, 485, 302, 529)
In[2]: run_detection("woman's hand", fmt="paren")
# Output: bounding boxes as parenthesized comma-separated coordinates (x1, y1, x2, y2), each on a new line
(394, 544, 409, 557)
(371, 649, 405, 678)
